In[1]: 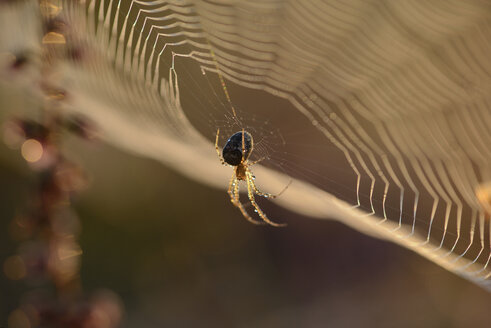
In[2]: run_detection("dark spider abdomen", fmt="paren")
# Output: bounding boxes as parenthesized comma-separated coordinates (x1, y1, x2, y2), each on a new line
(222, 131, 253, 166)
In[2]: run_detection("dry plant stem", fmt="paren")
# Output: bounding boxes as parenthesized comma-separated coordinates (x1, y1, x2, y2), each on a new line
(3, 2, 120, 327)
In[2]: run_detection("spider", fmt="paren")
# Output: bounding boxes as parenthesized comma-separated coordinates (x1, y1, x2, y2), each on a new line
(215, 128, 290, 227)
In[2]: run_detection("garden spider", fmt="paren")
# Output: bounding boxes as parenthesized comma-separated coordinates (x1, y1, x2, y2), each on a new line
(215, 128, 290, 227)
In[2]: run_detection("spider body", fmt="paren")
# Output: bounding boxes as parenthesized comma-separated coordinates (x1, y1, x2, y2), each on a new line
(223, 131, 252, 166)
(235, 164, 247, 181)
(215, 129, 289, 227)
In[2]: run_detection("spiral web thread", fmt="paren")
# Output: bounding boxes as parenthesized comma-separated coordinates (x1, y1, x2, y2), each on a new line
(23, 0, 491, 291)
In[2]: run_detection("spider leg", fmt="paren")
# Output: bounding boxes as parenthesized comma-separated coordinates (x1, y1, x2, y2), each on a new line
(215, 128, 227, 166)
(227, 174, 236, 203)
(228, 174, 263, 225)
(246, 175, 286, 227)
(241, 128, 245, 164)
(246, 170, 292, 199)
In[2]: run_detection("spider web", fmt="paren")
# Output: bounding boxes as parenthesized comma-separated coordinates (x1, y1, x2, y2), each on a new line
(2, 0, 491, 291)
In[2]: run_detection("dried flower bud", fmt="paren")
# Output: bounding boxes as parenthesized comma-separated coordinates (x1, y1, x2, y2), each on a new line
(4, 119, 49, 144)
(64, 115, 98, 140)
(45, 18, 67, 34)
(54, 162, 89, 193)
(11, 53, 29, 70)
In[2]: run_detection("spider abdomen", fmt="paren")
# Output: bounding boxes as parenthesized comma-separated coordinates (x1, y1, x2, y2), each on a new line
(222, 131, 253, 166)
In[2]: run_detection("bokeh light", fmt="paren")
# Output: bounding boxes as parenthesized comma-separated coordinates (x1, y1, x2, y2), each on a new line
(476, 182, 491, 216)
(8, 309, 31, 328)
(20, 139, 43, 163)
(3, 255, 26, 280)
